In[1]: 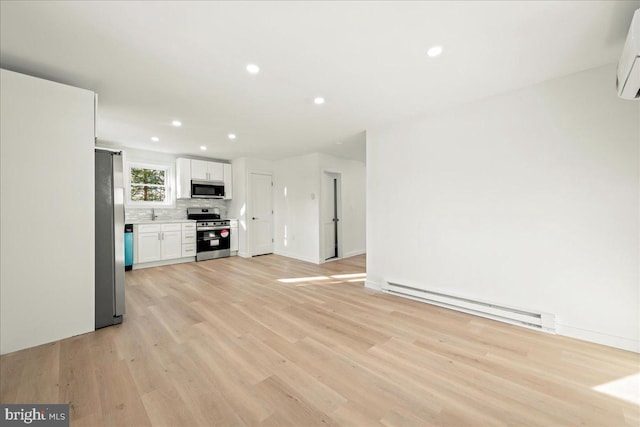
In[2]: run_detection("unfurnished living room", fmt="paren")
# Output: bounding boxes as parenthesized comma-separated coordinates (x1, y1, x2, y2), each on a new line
(1, 1, 639, 426)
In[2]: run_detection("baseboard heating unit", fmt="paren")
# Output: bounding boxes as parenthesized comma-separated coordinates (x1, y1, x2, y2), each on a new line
(383, 280, 556, 333)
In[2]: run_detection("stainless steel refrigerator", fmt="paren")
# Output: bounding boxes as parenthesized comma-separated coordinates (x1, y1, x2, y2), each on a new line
(95, 149, 125, 328)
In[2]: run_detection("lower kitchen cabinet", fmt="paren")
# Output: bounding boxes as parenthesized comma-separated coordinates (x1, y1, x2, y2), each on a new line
(137, 230, 162, 263)
(160, 230, 182, 259)
(182, 243, 196, 257)
(134, 222, 196, 267)
(181, 223, 197, 257)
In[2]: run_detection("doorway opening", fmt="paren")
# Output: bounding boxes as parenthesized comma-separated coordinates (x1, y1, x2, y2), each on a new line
(322, 171, 342, 262)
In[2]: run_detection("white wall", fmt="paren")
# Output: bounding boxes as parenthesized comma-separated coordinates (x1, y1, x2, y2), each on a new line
(229, 158, 248, 256)
(366, 64, 640, 352)
(273, 153, 366, 264)
(273, 154, 321, 263)
(228, 157, 274, 257)
(318, 153, 366, 258)
(1, 69, 96, 354)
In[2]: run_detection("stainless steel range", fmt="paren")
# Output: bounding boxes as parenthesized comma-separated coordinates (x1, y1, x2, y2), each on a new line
(187, 208, 231, 261)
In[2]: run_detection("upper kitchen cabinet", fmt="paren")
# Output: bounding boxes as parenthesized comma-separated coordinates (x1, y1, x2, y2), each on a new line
(223, 163, 233, 200)
(176, 157, 232, 199)
(191, 159, 223, 181)
(176, 158, 191, 199)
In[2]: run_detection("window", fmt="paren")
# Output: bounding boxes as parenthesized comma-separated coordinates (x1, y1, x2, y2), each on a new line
(125, 162, 174, 206)
(130, 167, 166, 201)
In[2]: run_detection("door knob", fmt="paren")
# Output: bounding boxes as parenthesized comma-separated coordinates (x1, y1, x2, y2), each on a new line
(252, 217, 259, 220)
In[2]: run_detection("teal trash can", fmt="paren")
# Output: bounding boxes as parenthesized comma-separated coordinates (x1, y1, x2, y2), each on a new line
(124, 224, 133, 271)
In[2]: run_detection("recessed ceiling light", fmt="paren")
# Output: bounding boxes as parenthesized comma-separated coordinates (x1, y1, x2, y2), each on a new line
(426, 45, 443, 57)
(151, 136, 159, 142)
(246, 64, 260, 74)
(172, 120, 182, 127)
(200, 146, 207, 151)
(313, 97, 325, 105)
(228, 133, 237, 140)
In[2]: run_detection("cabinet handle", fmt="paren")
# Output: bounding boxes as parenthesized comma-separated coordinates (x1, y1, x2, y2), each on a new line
(158, 232, 161, 240)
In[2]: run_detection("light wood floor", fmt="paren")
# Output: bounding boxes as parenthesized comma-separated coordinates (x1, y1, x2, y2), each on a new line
(1, 254, 638, 426)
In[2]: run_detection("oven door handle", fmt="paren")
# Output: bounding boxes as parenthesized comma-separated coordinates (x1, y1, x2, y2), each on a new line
(197, 227, 228, 231)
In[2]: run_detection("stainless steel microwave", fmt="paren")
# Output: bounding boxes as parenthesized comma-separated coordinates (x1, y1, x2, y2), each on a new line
(191, 180, 225, 198)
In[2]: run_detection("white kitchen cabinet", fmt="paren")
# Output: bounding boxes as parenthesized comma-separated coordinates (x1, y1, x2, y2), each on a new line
(181, 223, 197, 258)
(137, 224, 162, 263)
(182, 230, 196, 244)
(209, 162, 224, 181)
(134, 222, 195, 266)
(181, 222, 196, 231)
(177, 158, 232, 198)
(191, 159, 209, 181)
(182, 243, 196, 257)
(160, 230, 182, 260)
(223, 163, 233, 200)
(176, 158, 191, 199)
(137, 232, 162, 263)
(191, 159, 223, 181)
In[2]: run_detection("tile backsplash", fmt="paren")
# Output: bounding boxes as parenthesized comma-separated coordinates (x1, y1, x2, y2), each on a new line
(125, 199, 228, 222)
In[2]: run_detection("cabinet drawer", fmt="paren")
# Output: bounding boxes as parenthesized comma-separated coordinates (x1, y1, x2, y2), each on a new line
(161, 223, 181, 232)
(182, 230, 196, 243)
(182, 243, 196, 257)
(138, 224, 161, 233)
(181, 222, 196, 231)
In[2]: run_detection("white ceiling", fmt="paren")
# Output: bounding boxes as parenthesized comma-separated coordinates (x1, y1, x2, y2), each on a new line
(1, 1, 638, 162)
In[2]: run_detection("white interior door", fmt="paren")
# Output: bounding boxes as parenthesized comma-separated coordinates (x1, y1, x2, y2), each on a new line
(250, 172, 273, 256)
(322, 172, 339, 260)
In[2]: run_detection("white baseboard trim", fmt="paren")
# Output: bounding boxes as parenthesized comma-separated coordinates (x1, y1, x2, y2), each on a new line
(238, 251, 251, 258)
(273, 250, 319, 264)
(365, 279, 382, 291)
(556, 324, 639, 353)
(132, 256, 195, 270)
(343, 249, 366, 258)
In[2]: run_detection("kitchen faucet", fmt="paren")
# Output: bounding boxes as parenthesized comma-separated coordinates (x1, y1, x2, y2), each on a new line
(151, 208, 158, 221)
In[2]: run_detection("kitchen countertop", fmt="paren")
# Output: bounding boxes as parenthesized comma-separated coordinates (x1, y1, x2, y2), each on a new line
(128, 219, 197, 224)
